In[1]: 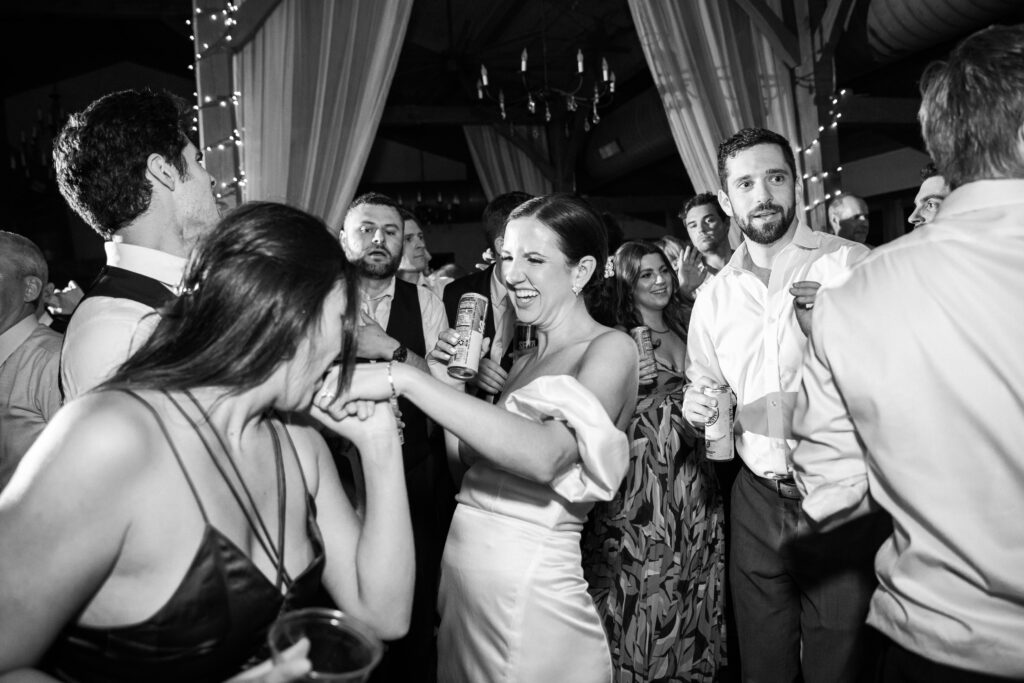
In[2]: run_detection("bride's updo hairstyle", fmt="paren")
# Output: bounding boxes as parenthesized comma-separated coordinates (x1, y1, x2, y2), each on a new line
(506, 193, 609, 297)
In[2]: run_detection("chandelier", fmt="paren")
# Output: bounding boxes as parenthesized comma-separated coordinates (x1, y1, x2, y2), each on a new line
(475, 21, 615, 130)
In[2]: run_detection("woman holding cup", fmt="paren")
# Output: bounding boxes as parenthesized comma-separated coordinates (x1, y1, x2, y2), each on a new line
(321, 194, 639, 682)
(0, 203, 413, 682)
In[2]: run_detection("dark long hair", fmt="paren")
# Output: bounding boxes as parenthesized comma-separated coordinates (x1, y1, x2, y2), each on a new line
(611, 241, 690, 340)
(104, 202, 359, 395)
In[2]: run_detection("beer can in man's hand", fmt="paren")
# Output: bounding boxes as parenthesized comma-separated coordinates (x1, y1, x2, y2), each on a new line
(630, 326, 655, 366)
(703, 384, 735, 461)
(448, 292, 489, 380)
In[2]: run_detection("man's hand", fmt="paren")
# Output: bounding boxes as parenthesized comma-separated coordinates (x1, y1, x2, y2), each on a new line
(790, 280, 822, 337)
(682, 376, 719, 429)
(45, 280, 83, 315)
(675, 246, 708, 299)
(357, 311, 399, 360)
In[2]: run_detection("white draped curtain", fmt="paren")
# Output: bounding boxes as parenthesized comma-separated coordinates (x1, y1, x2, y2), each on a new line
(463, 124, 554, 200)
(627, 0, 803, 242)
(235, 0, 413, 227)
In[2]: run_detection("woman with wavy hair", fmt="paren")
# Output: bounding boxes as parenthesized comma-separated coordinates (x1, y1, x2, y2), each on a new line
(583, 240, 726, 681)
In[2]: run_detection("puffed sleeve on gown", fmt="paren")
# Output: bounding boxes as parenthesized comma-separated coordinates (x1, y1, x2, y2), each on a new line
(438, 375, 629, 683)
(504, 375, 629, 502)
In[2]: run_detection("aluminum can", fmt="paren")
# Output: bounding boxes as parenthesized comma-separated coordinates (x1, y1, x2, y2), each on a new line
(448, 292, 489, 380)
(703, 384, 735, 461)
(630, 326, 655, 367)
(514, 322, 537, 356)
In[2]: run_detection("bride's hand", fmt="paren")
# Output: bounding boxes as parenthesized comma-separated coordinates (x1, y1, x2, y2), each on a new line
(225, 638, 310, 682)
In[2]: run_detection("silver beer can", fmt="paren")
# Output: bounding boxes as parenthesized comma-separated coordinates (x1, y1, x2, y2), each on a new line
(448, 292, 489, 380)
(704, 384, 735, 461)
(630, 326, 655, 366)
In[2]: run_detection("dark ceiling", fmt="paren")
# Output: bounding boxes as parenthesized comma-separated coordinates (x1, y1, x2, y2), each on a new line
(3, 0, 1022, 262)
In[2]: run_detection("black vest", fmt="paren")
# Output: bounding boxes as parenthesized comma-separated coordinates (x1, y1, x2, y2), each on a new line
(81, 266, 177, 310)
(358, 279, 430, 472)
(58, 267, 177, 399)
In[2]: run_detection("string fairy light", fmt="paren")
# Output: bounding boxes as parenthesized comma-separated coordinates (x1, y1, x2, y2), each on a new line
(797, 89, 851, 213)
(190, 2, 245, 203)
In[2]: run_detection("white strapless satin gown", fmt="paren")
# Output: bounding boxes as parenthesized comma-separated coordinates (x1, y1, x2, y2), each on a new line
(438, 376, 629, 683)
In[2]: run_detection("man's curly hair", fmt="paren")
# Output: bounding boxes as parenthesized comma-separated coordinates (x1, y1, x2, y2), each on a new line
(53, 89, 194, 240)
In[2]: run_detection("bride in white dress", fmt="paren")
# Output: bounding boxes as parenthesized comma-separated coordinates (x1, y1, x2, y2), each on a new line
(318, 193, 638, 682)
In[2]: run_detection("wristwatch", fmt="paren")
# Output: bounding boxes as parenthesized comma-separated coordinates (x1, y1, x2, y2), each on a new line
(391, 344, 408, 363)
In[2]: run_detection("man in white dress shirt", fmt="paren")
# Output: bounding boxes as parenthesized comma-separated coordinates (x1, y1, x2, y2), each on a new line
(53, 89, 220, 400)
(792, 24, 1024, 681)
(683, 127, 885, 682)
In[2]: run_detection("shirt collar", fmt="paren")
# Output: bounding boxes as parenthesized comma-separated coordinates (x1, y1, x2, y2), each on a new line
(728, 220, 818, 273)
(489, 265, 509, 306)
(362, 276, 397, 303)
(105, 241, 187, 290)
(0, 316, 40, 367)
(935, 179, 1024, 219)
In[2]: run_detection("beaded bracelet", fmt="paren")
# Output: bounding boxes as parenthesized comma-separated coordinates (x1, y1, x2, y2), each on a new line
(386, 361, 405, 444)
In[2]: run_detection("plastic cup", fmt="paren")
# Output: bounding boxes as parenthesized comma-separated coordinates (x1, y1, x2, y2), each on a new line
(269, 607, 384, 682)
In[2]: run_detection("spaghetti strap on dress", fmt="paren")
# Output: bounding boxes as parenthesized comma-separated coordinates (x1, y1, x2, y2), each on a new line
(42, 390, 327, 683)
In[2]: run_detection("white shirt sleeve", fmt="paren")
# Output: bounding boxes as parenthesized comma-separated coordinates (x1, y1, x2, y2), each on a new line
(60, 298, 159, 401)
(791, 288, 876, 528)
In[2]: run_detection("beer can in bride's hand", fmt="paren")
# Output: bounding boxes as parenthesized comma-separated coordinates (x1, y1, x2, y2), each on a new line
(448, 293, 489, 380)
(703, 384, 736, 461)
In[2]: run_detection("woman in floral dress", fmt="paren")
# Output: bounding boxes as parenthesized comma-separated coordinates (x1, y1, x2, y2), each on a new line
(583, 241, 727, 682)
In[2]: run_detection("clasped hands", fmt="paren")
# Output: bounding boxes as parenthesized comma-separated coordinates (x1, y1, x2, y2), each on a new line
(310, 364, 401, 443)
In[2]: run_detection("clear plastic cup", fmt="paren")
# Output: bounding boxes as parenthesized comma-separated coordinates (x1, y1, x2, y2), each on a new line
(268, 607, 384, 682)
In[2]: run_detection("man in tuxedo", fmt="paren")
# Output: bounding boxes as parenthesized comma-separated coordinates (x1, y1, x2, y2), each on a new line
(339, 192, 449, 682)
(53, 89, 220, 400)
(442, 191, 532, 398)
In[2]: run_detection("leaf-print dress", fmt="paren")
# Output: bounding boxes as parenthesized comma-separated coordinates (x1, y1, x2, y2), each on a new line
(582, 361, 727, 682)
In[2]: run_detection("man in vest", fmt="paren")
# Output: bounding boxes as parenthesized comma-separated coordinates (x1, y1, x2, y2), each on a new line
(53, 89, 221, 400)
(339, 192, 449, 682)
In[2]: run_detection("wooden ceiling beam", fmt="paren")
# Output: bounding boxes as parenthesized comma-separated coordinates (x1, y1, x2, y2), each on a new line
(729, 0, 801, 67)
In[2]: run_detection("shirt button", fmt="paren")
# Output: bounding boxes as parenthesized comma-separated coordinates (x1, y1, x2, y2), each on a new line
(771, 400, 778, 407)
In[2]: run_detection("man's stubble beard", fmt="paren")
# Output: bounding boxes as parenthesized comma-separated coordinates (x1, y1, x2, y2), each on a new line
(736, 202, 796, 245)
(356, 251, 401, 280)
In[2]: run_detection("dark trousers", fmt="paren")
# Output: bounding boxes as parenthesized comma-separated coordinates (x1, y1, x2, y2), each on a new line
(874, 633, 1021, 683)
(370, 456, 439, 683)
(730, 466, 888, 683)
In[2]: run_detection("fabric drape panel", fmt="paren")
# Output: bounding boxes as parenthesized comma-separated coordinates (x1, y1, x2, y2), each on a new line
(235, 0, 413, 226)
(463, 125, 554, 200)
(627, 0, 801, 245)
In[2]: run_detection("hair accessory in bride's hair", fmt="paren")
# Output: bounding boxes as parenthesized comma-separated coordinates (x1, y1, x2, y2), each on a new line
(603, 256, 615, 279)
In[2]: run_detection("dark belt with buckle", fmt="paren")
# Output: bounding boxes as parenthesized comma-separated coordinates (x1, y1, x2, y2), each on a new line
(746, 466, 802, 500)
